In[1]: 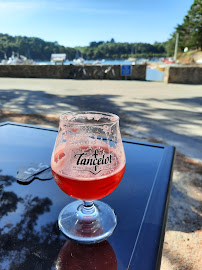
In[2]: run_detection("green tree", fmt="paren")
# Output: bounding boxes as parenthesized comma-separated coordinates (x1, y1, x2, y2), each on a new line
(166, 0, 202, 55)
(186, 0, 202, 49)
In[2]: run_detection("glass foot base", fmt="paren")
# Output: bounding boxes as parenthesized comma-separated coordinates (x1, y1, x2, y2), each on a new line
(58, 200, 117, 244)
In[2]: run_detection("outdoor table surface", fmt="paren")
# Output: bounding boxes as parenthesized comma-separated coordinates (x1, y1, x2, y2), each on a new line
(0, 122, 175, 270)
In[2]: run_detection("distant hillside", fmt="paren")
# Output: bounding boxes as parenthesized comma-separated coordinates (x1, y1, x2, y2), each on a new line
(0, 34, 167, 61)
(75, 40, 167, 60)
(0, 34, 77, 61)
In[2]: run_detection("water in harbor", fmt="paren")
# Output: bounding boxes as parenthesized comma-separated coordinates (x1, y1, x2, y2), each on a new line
(146, 68, 165, 81)
(35, 59, 134, 65)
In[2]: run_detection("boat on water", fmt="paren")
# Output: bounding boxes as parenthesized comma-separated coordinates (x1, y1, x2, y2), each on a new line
(1, 52, 34, 65)
(72, 50, 85, 65)
(73, 57, 85, 65)
(93, 59, 105, 65)
(163, 57, 175, 64)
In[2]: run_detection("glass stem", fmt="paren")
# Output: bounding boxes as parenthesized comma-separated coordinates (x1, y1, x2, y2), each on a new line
(82, 201, 95, 214)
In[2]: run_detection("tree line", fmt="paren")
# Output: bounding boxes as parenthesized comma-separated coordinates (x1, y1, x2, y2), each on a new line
(0, 34, 166, 61)
(0, 34, 76, 61)
(165, 0, 202, 55)
(0, 0, 201, 61)
(75, 40, 167, 60)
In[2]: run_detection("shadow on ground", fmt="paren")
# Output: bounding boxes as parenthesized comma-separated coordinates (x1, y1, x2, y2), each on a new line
(0, 89, 201, 159)
(167, 185, 202, 233)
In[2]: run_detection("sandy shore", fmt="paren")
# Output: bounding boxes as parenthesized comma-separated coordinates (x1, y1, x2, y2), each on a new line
(0, 78, 201, 269)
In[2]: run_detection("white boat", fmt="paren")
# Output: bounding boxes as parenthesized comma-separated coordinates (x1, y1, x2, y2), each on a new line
(93, 59, 105, 65)
(73, 50, 85, 65)
(73, 57, 85, 65)
(1, 59, 8, 65)
(0, 52, 8, 65)
(1, 52, 33, 65)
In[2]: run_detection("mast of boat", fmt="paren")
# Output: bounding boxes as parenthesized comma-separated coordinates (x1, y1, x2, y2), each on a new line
(174, 33, 179, 62)
(75, 50, 79, 59)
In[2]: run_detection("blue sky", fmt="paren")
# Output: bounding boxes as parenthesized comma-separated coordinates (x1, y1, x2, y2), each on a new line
(0, 0, 193, 47)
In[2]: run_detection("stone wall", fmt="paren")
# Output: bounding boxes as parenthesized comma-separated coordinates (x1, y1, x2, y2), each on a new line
(164, 66, 202, 84)
(0, 64, 146, 80)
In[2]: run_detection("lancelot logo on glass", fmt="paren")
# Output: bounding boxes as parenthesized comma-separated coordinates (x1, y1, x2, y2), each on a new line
(74, 149, 113, 175)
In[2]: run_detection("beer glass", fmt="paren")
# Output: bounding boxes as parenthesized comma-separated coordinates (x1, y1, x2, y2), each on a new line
(51, 111, 126, 243)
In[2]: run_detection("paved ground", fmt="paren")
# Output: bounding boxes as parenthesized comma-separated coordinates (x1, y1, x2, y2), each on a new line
(1, 78, 202, 160)
(0, 78, 202, 269)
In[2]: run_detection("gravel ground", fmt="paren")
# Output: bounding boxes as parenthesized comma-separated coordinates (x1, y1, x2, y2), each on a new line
(0, 78, 201, 270)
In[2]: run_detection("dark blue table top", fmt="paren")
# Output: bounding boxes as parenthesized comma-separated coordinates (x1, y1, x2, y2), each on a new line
(0, 122, 175, 270)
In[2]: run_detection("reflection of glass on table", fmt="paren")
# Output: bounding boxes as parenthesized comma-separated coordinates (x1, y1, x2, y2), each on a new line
(56, 240, 117, 270)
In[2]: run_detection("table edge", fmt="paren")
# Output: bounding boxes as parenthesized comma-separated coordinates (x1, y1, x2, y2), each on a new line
(128, 145, 175, 270)
(0, 122, 172, 150)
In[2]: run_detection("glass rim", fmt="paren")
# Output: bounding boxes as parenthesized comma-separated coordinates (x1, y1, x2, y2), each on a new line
(59, 111, 119, 125)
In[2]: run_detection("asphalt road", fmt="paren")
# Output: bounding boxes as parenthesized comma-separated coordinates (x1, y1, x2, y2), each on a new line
(0, 78, 201, 160)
